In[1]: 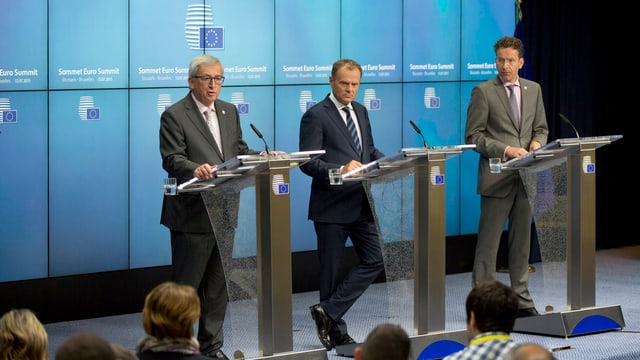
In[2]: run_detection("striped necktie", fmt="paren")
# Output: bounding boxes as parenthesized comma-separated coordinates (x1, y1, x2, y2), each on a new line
(342, 107, 361, 153)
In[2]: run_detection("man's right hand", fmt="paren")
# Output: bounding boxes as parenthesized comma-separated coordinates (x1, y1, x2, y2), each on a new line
(194, 164, 217, 180)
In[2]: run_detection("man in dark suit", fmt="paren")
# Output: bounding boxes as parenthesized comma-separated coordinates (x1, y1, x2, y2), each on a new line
(160, 54, 257, 360)
(299, 59, 386, 350)
(464, 36, 549, 318)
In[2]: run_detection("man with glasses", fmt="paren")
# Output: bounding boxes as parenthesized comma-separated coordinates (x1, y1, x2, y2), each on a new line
(160, 54, 257, 359)
(464, 36, 549, 319)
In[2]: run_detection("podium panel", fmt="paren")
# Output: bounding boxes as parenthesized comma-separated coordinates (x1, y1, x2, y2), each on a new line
(177, 151, 327, 359)
(342, 145, 474, 358)
(502, 135, 625, 337)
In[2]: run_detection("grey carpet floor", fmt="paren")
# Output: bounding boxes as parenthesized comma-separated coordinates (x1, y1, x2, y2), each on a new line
(45, 245, 640, 360)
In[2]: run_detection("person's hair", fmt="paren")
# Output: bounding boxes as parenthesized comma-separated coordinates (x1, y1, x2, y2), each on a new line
(494, 36, 524, 58)
(331, 59, 363, 79)
(466, 280, 519, 333)
(189, 54, 222, 77)
(55, 332, 115, 360)
(110, 343, 137, 360)
(505, 342, 557, 360)
(142, 281, 201, 340)
(0, 308, 49, 360)
(359, 323, 411, 360)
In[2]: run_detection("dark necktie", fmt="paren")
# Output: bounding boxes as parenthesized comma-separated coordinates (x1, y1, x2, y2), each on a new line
(507, 84, 520, 128)
(342, 107, 361, 153)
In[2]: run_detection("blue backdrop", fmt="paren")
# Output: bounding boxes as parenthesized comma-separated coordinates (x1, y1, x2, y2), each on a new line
(0, 0, 515, 282)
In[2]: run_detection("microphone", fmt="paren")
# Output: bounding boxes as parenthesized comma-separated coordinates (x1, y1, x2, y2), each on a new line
(558, 112, 581, 141)
(409, 120, 429, 148)
(250, 123, 271, 155)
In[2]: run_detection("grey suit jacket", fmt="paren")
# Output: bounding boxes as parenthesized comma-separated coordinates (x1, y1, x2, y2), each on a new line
(160, 92, 255, 232)
(464, 76, 549, 197)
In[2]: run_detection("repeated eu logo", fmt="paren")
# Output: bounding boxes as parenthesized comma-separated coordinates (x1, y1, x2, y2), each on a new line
(86, 107, 100, 120)
(278, 183, 289, 195)
(236, 103, 249, 115)
(306, 101, 317, 110)
(200, 27, 224, 49)
(0, 110, 17, 123)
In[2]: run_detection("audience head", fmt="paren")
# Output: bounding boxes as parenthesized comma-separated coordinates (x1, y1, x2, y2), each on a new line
(505, 342, 557, 360)
(110, 343, 137, 360)
(55, 332, 115, 360)
(465, 280, 519, 337)
(0, 308, 48, 360)
(142, 281, 201, 340)
(354, 323, 411, 360)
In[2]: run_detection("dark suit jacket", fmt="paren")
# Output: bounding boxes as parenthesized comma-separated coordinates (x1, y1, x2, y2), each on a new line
(299, 94, 384, 224)
(465, 76, 549, 197)
(160, 92, 254, 232)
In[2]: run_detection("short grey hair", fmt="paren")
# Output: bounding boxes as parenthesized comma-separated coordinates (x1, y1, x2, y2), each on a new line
(189, 55, 222, 77)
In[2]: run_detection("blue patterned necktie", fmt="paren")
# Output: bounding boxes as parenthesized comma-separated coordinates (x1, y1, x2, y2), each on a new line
(342, 107, 361, 153)
(507, 84, 520, 128)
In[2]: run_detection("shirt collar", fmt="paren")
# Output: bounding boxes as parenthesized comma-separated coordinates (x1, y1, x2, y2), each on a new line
(191, 93, 215, 114)
(329, 92, 351, 111)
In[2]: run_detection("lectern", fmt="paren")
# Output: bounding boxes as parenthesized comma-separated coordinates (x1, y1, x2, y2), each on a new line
(502, 135, 625, 337)
(179, 151, 327, 360)
(341, 145, 475, 360)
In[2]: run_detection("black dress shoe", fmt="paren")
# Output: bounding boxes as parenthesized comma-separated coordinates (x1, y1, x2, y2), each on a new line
(517, 307, 540, 318)
(331, 334, 356, 347)
(310, 304, 333, 350)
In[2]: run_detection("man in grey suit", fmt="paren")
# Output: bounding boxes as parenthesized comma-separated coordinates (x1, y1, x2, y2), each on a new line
(160, 54, 257, 359)
(464, 36, 549, 318)
(299, 59, 386, 350)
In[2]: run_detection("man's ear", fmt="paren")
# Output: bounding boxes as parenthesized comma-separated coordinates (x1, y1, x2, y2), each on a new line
(354, 346, 362, 360)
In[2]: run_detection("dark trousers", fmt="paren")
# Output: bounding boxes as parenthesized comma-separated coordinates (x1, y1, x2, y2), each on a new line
(171, 231, 228, 355)
(313, 208, 385, 339)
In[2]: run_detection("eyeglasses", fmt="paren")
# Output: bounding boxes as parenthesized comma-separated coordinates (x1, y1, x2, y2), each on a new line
(496, 58, 519, 66)
(193, 75, 225, 84)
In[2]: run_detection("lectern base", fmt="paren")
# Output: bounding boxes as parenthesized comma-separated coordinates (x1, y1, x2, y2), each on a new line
(247, 348, 328, 360)
(334, 329, 467, 359)
(411, 330, 467, 360)
(334, 342, 360, 357)
(513, 304, 625, 338)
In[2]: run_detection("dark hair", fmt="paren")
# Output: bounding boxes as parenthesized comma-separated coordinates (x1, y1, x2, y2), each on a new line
(55, 332, 115, 360)
(465, 280, 519, 333)
(331, 59, 362, 78)
(494, 36, 524, 58)
(359, 323, 410, 360)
